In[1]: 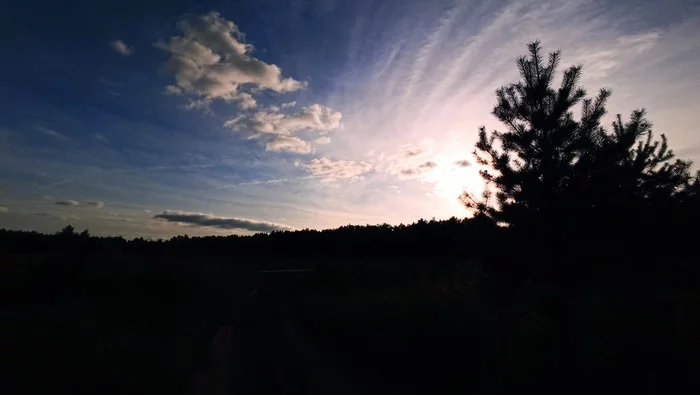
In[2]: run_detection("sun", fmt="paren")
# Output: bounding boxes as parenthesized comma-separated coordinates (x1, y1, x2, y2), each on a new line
(431, 165, 485, 201)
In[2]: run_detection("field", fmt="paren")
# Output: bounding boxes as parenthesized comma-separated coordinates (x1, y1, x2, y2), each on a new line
(3, 253, 698, 394)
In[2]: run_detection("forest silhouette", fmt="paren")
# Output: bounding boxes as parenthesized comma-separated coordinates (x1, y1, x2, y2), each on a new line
(3, 42, 698, 394)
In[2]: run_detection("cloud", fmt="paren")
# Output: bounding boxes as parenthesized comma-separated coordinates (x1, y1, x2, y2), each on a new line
(454, 160, 471, 167)
(404, 149, 422, 157)
(153, 210, 293, 232)
(164, 85, 183, 95)
(182, 98, 213, 111)
(266, 135, 312, 154)
(110, 40, 135, 56)
(314, 136, 331, 145)
(295, 157, 373, 182)
(37, 126, 67, 140)
(34, 212, 79, 221)
(389, 160, 439, 180)
(94, 134, 108, 144)
(237, 92, 257, 110)
(85, 201, 104, 208)
(156, 12, 305, 110)
(281, 101, 296, 108)
(55, 200, 79, 206)
(225, 104, 342, 136)
(0, 206, 8, 213)
(224, 104, 342, 153)
(99, 78, 124, 88)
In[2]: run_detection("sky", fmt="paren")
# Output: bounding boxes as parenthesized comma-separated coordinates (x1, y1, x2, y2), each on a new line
(1, 0, 699, 238)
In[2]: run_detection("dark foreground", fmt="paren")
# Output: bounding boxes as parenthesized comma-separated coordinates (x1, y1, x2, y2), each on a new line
(3, 253, 698, 395)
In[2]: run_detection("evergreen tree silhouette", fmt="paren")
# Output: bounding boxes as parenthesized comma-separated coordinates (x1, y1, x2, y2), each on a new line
(461, 41, 697, 237)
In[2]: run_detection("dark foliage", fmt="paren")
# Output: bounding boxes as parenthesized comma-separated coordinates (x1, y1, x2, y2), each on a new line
(0, 215, 502, 261)
(460, 41, 699, 260)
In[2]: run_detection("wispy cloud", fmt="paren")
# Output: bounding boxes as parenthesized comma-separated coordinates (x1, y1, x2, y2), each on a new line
(34, 212, 80, 221)
(99, 78, 124, 88)
(153, 210, 293, 232)
(454, 160, 471, 168)
(93, 134, 108, 144)
(224, 104, 342, 153)
(37, 126, 68, 140)
(403, 149, 423, 157)
(110, 40, 134, 56)
(295, 158, 373, 182)
(40, 178, 73, 190)
(53, 199, 103, 207)
(204, 176, 315, 191)
(0, 206, 8, 213)
(54, 200, 79, 206)
(314, 136, 331, 145)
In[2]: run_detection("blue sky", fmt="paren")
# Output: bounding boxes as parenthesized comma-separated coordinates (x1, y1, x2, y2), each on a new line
(1, 0, 699, 238)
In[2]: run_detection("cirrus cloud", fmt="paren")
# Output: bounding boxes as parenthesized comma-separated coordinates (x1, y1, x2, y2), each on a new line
(153, 210, 293, 232)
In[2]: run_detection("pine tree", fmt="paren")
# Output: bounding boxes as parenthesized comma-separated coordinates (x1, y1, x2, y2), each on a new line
(461, 41, 696, 233)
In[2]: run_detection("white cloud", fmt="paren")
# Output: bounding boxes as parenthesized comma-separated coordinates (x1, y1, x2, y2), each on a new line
(281, 101, 296, 108)
(110, 40, 134, 56)
(182, 98, 213, 111)
(225, 104, 342, 136)
(153, 210, 293, 232)
(164, 85, 183, 95)
(156, 12, 305, 109)
(266, 135, 312, 154)
(0, 206, 8, 213)
(314, 136, 331, 145)
(295, 157, 373, 182)
(237, 92, 257, 110)
(224, 104, 342, 153)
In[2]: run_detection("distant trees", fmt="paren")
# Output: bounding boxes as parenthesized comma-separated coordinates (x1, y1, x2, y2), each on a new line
(0, 217, 501, 260)
(461, 41, 699, 233)
(58, 225, 76, 236)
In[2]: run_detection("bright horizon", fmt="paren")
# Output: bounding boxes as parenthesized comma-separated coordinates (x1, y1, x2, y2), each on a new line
(1, 0, 699, 238)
